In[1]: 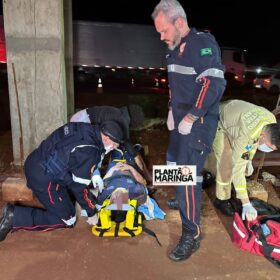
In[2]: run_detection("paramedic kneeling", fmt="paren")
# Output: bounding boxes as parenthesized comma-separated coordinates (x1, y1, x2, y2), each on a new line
(70, 105, 152, 185)
(213, 100, 280, 221)
(0, 121, 124, 242)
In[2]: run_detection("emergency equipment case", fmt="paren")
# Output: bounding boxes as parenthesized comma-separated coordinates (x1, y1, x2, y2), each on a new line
(232, 212, 280, 267)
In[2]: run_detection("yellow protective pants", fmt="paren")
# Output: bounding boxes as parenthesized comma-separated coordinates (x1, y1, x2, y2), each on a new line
(212, 127, 233, 200)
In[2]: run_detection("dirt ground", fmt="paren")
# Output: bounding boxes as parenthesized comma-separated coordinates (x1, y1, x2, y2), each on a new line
(1, 127, 280, 280)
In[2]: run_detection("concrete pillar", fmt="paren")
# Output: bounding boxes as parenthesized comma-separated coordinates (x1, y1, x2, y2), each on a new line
(64, 0, 74, 119)
(3, 0, 70, 166)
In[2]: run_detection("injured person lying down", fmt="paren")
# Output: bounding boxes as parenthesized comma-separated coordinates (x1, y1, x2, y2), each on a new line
(92, 148, 148, 209)
(85, 147, 165, 227)
(88, 148, 165, 239)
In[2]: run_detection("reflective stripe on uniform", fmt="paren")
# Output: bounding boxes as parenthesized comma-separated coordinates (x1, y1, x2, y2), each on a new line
(235, 186, 247, 193)
(71, 145, 98, 153)
(216, 180, 231, 185)
(167, 64, 197, 75)
(196, 68, 224, 81)
(195, 77, 210, 109)
(72, 173, 91, 185)
(250, 120, 272, 139)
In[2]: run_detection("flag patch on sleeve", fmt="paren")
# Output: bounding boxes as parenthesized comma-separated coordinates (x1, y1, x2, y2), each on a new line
(200, 48, 212, 56)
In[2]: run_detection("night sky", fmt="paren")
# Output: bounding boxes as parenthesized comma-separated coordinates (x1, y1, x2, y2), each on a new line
(1, 1, 279, 66)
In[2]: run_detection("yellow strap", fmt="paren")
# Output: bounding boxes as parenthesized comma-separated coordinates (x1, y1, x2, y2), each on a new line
(113, 159, 126, 162)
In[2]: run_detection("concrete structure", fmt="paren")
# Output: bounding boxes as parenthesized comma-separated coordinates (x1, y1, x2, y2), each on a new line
(3, 0, 73, 166)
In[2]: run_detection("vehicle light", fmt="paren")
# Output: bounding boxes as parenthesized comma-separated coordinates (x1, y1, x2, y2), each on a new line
(160, 78, 167, 83)
(234, 75, 240, 81)
(263, 78, 271, 85)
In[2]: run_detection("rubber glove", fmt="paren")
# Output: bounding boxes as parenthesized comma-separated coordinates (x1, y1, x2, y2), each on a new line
(87, 214, 99, 225)
(178, 118, 193, 135)
(167, 109, 175, 131)
(242, 202, 258, 221)
(91, 169, 104, 193)
(245, 160, 254, 176)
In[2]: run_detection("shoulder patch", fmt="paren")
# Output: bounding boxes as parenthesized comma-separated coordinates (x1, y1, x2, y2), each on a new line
(200, 48, 212, 56)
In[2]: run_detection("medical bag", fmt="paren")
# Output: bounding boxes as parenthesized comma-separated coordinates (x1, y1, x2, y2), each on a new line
(232, 212, 280, 267)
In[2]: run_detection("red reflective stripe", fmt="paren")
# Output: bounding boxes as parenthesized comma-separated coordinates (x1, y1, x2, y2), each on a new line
(191, 185, 201, 239)
(83, 189, 95, 209)
(192, 185, 195, 222)
(198, 77, 210, 109)
(12, 224, 66, 231)
(195, 78, 205, 107)
(185, 186, 190, 220)
(48, 182, 55, 205)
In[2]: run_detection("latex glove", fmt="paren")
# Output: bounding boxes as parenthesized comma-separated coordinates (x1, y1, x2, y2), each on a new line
(167, 109, 175, 131)
(91, 169, 104, 193)
(242, 202, 258, 221)
(245, 160, 254, 176)
(86, 214, 99, 225)
(178, 118, 193, 135)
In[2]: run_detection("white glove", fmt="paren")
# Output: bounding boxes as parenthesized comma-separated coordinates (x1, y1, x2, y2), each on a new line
(167, 109, 175, 131)
(91, 169, 104, 193)
(242, 202, 258, 221)
(178, 118, 193, 135)
(86, 214, 99, 225)
(245, 160, 254, 176)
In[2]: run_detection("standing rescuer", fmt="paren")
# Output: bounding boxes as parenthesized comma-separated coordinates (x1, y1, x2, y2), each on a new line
(152, 0, 226, 262)
(0, 121, 124, 241)
(213, 100, 280, 220)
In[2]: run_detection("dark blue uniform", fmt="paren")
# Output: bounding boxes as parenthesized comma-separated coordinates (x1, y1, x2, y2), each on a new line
(167, 28, 226, 237)
(12, 123, 103, 231)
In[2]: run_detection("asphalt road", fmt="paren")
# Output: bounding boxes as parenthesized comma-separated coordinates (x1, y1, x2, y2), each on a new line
(73, 78, 280, 118)
(1, 71, 279, 131)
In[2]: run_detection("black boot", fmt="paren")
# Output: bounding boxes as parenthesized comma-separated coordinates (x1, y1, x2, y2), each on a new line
(0, 203, 15, 241)
(167, 198, 179, 210)
(214, 198, 235, 217)
(169, 226, 200, 262)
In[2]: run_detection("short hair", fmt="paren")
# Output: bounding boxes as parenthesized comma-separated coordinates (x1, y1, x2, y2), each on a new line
(265, 122, 280, 148)
(151, 0, 187, 23)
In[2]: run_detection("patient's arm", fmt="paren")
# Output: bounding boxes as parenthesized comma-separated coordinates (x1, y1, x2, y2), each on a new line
(104, 162, 146, 185)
